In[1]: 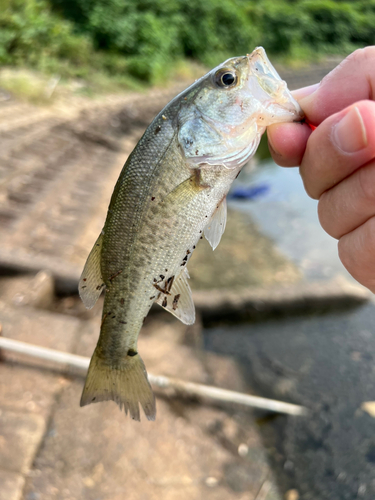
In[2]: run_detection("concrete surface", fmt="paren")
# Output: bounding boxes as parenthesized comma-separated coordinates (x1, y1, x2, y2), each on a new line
(0, 299, 283, 500)
(204, 300, 375, 500)
(0, 410, 46, 474)
(0, 469, 25, 500)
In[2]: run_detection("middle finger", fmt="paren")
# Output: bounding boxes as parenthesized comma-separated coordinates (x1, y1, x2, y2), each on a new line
(318, 159, 375, 239)
(300, 101, 375, 199)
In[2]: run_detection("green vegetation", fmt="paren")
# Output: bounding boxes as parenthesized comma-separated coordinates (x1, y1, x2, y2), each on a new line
(1, 0, 375, 88)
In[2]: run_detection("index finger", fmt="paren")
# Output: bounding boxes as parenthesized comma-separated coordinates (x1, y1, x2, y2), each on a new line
(267, 47, 375, 166)
(299, 46, 375, 126)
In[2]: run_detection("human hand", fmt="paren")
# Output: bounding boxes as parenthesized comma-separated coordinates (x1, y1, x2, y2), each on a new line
(267, 47, 375, 292)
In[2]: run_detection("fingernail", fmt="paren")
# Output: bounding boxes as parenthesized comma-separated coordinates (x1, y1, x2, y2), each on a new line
(333, 106, 368, 153)
(292, 83, 319, 102)
(296, 83, 320, 111)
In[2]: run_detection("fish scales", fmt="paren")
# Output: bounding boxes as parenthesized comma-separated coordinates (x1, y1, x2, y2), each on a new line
(79, 47, 303, 421)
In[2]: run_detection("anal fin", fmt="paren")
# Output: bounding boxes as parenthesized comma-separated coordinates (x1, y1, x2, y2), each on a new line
(204, 197, 227, 250)
(79, 233, 105, 309)
(156, 267, 195, 325)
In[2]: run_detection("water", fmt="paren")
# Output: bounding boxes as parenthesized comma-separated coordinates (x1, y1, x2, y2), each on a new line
(229, 160, 352, 282)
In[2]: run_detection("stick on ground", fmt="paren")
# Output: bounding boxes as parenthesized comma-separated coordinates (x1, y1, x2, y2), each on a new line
(0, 336, 308, 417)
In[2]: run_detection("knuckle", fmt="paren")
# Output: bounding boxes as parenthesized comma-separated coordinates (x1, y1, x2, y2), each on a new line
(364, 216, 375, 243)
(317, 191, 336, 236)
(357, 165, 375, 205)
(300, 173, 317, 199)
(320, 47, 375, 91)
(339, 217, 375, 289)
(347, 47, 375, 65)
(337, 238, 351, 272)
(299, 168, 319, 199)
(337, 239, 351, 273)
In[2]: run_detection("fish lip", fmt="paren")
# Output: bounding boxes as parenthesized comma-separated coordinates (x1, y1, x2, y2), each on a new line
(272, 92, 305, 122)
(247, 47, 304, 122)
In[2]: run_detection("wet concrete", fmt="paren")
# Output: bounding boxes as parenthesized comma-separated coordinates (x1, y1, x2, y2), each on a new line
(204, 298, 375, 499)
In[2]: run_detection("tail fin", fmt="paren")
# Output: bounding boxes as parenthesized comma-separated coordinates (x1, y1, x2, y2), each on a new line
(80, 349, 156, 421)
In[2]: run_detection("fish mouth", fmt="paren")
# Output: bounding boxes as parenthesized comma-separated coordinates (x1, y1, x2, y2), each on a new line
(247, 47, 304, 123)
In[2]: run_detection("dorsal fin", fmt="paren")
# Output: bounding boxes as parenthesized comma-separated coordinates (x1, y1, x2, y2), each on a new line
(204, 197, 227, 250)
(156, 267, 195, 325)
(79, 233, 105, 309)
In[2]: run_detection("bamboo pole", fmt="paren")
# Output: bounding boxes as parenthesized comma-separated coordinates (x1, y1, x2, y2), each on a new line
(0, 336, 308, 416)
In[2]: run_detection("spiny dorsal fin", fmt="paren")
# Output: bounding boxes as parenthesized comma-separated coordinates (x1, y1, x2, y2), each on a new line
(156, 267, 195, 325)
(204, 197, 227, 250)
(79, 233, 105, 309)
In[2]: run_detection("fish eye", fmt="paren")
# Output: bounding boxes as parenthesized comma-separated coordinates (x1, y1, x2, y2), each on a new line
(214, 69, 238, 89)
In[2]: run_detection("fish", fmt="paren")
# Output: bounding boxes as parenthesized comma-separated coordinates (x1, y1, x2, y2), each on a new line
(78, 47, 303, 421)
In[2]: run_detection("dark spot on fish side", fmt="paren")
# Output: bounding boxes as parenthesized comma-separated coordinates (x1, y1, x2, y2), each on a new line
(83, 278, 87, 282)
(154, 125, 161, 135)
(160, 274, 165, 281)
(151, 196, 155, 201)
(193, 245, 196, 249)
(153, 283, 170, 295)
(162, 297, 167, 307)
(167, 276, 175, 292)
(173, 294, 181, 310)
(127, 349, 138, 357)
(100, 313, 108, 328)
(199, 230, 202, 234)
(186, 250, 191, 254)
(81, 285, 87, 289)
(150, 296, 155, 300)
(96, 284, 104, 291)
(109, 270, 122, 282)
(165, 269, 168, 272)
(112, 315, 116, 319)
(183, 255, 188, 261)
(119, 320, 127, 324)
(200, 236, 203, 239)
(92, 397, 96, 401)
(181, 261, 186, 266)
(120, 298, 125, 305)
(153, 278, 157, 283)
(195, 149, 199, 155)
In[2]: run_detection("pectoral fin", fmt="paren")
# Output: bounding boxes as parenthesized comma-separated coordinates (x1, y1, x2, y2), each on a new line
(204, 197, 227, 250)
(79, 233, 105, 309)
(160, 173, 206, 213)
(156, 268, 195, 325)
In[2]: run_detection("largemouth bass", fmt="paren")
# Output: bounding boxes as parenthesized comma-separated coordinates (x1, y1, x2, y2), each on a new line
(79, 47, 303, 421)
